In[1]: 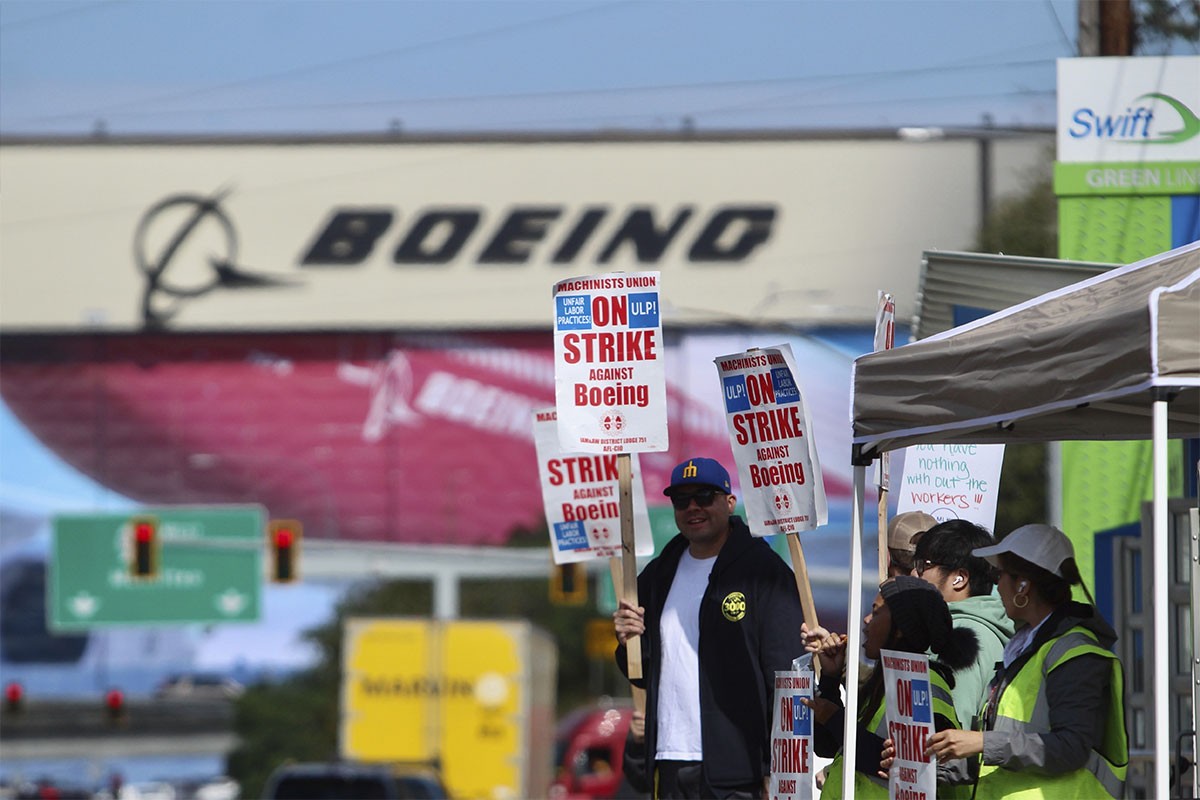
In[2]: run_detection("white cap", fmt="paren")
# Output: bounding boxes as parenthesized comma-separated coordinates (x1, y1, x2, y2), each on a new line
(972, 523, 1075, 578)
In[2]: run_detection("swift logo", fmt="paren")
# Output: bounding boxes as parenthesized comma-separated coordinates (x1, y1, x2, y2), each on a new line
(1068, 92, 1200, 145)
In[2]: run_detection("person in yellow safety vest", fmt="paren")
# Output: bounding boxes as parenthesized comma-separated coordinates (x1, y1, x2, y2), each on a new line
(802, 576, 979, 799)
(924, 523, 1129, 800)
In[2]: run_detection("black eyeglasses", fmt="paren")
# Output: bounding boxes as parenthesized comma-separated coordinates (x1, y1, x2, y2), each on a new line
(915, 559, 944, 576)
(670, 490, 722, 511)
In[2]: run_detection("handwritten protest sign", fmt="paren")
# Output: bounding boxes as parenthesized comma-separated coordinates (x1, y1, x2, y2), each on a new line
(881, 649, 937, 800)
(770, 664, 815, 800)
(533, 408, 654, 564)
(896, 443, 1005, 531)
(552, 272, 668, 454)
(715, 345, 827, 536)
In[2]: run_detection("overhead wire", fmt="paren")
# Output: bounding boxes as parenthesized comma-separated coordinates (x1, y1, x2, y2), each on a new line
(0, 0, 124, 32)
(11, 55, 1061, 130)
(1044, 0, 1080, 55)
(3, 0, 1070, 132)
(22, 0, 639, 124)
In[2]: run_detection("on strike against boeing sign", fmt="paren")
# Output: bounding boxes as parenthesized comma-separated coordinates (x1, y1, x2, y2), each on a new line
(714, 344, 827, 537)
(552, 272, 668, 455)
(532, 407, 655, 564)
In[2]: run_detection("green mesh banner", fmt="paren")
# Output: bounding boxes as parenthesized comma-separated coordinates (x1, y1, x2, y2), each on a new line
(1058, 196, 1173, 263)
(1057, 189, 1186, 583)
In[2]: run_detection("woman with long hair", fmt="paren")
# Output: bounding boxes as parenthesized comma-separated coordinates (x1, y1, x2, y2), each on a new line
(804, 575, 978, 799)
(924, 523, 1129, 799)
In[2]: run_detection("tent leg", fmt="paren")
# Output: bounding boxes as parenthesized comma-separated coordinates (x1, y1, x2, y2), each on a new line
(1190, 503, 1200, 800)
(843, 464, 867, 800)
(1153, 399, 1169, 800)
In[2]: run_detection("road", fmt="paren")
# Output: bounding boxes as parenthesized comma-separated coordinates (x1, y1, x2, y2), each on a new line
(1, 697, 234, 760)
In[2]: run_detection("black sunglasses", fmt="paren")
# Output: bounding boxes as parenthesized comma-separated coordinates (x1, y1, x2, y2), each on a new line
(670, 490, 722, 511)
(914, 558, 944, 576)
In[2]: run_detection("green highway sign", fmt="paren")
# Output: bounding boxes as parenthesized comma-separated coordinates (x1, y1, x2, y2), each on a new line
(50, 506, 265, 630)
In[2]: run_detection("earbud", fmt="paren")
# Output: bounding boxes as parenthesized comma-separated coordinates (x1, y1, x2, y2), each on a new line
(1018, 582, 1028, 592)
(952, 576, 964, 586)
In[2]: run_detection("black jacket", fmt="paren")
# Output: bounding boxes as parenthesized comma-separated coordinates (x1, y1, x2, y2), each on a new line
(616, 516, 806, 790)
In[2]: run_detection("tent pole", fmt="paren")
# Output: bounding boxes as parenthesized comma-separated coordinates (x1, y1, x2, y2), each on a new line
(1153, 398, 1169, 800)
(843, 464, 867, 800)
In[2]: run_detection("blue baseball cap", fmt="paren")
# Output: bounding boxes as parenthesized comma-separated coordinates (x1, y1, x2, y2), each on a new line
(663, 457, 732, 496)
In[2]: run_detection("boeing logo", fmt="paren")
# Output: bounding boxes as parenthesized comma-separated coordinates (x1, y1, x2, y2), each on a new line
(134, 189, 299, 329)
(1068, 92, 1200, 145)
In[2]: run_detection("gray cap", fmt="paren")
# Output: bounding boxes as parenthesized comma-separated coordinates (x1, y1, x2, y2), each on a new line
(972, 523, 1075, 578)
(887, 511, 938, 552)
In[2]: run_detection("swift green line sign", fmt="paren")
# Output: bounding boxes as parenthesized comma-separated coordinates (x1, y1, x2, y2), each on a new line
(50, 506, 265, 630)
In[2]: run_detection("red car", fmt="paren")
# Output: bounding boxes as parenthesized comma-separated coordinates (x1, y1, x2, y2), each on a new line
(551, 704, 645, 800)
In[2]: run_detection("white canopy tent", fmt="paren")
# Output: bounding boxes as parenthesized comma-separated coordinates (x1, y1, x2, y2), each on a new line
(844, 239, 1200, 798)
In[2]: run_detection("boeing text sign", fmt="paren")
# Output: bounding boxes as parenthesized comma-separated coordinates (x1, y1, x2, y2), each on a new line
(50, 506, 264, 630)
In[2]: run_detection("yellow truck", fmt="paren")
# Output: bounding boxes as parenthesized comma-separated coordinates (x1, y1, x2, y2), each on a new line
(340, 618, 558, 800)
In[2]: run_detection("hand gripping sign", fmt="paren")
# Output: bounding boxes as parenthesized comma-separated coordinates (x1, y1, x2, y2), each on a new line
(881, 650, 937, 800)
(770, 656, 816, 800)
(533, 408, 654, 564)
(552, 271, 668, 455)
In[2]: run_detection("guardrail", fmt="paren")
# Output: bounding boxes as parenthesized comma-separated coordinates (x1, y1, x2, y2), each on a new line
(0, 698, 237, 760)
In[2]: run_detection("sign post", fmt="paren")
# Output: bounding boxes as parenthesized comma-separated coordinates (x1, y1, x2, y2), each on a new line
(552, 271, 668, 686)
(50, 505, 265, 629)
(714, 345, 827, 628)
(874, 292, 896, 582)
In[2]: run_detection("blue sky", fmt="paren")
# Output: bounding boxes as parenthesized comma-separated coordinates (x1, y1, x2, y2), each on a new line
(0, 0, 1095, 136)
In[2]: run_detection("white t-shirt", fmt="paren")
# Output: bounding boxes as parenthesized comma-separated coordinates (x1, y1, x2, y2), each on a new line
(655, 549, 716, 761)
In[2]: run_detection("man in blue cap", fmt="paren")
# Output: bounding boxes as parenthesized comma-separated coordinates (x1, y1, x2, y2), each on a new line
(614, 457, 805, 799)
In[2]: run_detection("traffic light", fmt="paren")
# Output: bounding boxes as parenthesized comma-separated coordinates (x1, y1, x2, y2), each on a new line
(4, 682, 23, 715)
(105, 687, 125, 725)
(268, 520, 302, 583)
(550, 562, 588, 605)
(129, 516, 159, 579)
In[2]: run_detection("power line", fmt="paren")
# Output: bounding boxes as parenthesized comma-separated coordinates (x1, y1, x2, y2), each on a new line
(34, 1, 637, 121)
(468, 88, 1058, 132)
(1044, 0, 1079, 54)
(12, 56, 1057, 127)
(0, 0, 124, 32)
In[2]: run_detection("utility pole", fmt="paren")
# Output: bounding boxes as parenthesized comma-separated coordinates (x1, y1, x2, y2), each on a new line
(1078, 0, 1135, 56)
(1100, 0, 1135, 55)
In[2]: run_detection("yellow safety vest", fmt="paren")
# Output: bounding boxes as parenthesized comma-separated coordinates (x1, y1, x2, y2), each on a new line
(975, 626, 1128, 800)
(822, 668, 965, 800)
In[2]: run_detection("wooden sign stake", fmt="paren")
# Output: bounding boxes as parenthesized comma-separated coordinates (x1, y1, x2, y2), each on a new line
(617, 453, 642, 680)
(610, 554, 647, 714)
(878, 488, 889, 583)
(786, 532, 819, 630)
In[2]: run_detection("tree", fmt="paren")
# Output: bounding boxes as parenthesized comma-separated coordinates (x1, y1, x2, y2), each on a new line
(225, 567, 610, 797)
(973, 153, 1058, 532)
(1134, 0, 1200, 53)
(975, 157, 1057, 260)
(225, 580, 433, 797)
